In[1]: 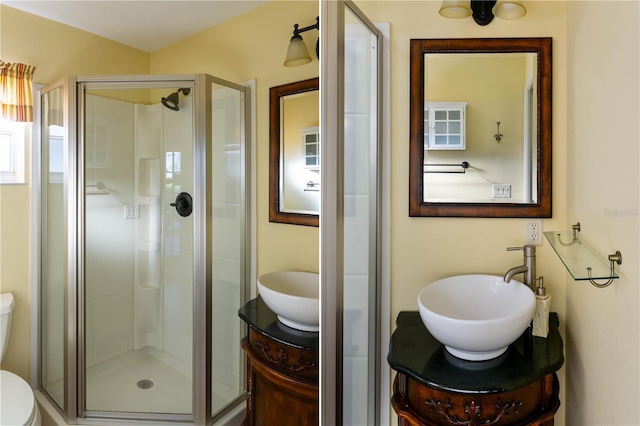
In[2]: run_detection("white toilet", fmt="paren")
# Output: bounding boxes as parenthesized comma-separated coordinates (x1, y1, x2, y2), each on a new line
(0, 293, 41, 426)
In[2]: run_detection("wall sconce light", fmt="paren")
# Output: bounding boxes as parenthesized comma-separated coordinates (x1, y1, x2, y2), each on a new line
(494, 121, 503, 142)
(439, 0, 526, 26)
(283, 16, 319, 67)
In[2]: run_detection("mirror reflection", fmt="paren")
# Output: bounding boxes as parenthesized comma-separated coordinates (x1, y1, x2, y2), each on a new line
(269, 78, 319, 226)
(409, 38, 552, 218)
(423, 52, 538, 204)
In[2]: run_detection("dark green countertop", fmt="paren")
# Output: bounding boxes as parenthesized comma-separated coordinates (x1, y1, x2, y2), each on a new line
(387, 311, 564, 394)
(238, 296, 318, 352)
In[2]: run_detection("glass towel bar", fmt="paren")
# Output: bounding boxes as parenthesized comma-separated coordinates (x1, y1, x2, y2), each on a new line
(544, 223, 622, 287)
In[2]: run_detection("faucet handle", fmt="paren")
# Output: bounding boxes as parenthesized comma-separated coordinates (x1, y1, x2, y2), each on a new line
(507, 245, 536, 255)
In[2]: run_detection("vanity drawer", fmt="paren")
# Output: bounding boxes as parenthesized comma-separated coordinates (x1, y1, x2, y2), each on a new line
(392, 372, 559, 426)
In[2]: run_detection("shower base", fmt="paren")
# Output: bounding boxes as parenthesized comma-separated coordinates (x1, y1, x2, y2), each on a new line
(44, 347, 234, 417)
(85, 347, 191, 413)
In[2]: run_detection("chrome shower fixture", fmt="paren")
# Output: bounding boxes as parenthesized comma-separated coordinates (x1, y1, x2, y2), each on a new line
(161, 88, 191, 111)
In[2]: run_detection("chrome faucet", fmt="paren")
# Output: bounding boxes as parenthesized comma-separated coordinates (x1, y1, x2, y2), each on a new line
(504, 245, 536, 289)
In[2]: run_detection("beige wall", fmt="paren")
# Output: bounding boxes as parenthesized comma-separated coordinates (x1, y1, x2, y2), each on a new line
(566, 2, 640, 424)
(0, 5, 150, 381)
(150, 1, 321, 277)
(356, 2, 567, 423)
(2, 1, 639, 424)
(0, 6, 150, 85)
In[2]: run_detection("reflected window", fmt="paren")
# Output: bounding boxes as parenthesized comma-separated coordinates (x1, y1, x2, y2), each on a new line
(165, 151, 182, 178)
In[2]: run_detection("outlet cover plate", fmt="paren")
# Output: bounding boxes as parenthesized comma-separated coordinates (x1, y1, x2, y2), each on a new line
(525, 219, 543, 245)
(492, 184, 511, 198)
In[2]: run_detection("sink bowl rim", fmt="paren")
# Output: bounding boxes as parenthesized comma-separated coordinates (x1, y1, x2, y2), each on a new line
(417, 274, 536, 361)
(418, 274, 535, 320)
(257, 270, 319, 300)
(257, 270, 319, 332)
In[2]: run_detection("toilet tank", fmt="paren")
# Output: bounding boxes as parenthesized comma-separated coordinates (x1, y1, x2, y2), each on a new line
(0, 293, 15, 363)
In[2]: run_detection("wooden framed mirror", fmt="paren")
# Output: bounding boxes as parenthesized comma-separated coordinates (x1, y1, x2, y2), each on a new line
(269, 77, 319, 226)
(409, 38, 552, 218)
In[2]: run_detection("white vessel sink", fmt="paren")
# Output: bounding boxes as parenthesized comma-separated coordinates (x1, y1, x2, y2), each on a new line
(417, 274, 535, 361)
(257, 271, 319, 332)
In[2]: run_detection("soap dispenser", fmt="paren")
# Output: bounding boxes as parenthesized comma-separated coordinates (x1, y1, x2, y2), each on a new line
(532, 277, 550, 338)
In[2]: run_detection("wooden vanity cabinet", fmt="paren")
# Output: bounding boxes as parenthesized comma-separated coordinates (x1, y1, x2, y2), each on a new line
(239, 297, 318, 426)
(392, 372, 559, 426)
(388, 312, 564, 426)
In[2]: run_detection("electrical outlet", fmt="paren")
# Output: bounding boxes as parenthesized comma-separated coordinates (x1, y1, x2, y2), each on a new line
(525, 219, 543, 245)
(492, 184, 511, 198)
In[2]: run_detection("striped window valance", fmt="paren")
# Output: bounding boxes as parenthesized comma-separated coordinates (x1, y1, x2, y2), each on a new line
(0, 61, 37, 122)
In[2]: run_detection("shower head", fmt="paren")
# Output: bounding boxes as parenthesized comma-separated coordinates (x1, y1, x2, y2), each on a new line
(162, 92, 180, 111)
(161, 88, 191, 111)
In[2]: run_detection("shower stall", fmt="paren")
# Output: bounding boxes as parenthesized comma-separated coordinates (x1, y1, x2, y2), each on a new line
(38, 74, 250, 424)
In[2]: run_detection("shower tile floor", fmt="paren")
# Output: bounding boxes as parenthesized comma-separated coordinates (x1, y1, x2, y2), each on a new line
(86, 347, 192, 414)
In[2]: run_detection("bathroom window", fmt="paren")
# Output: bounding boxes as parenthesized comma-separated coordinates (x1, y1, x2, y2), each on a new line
(424, 102, 467, 150)
(301, 126, 320, 169)
(0, 119, 28, 184)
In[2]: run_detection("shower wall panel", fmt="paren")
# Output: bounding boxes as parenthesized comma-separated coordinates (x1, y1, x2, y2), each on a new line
(161, 97, 194, 370)
(133, 103, 163, 351)
(84, 95, 136, 369)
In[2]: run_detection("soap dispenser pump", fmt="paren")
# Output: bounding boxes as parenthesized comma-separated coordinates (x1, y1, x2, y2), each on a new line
(532, 277, 550, 338)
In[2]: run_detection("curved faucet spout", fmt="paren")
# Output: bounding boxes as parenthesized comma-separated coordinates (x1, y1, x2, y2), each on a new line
(504, 265, 528, 283)
(505, 245, 536, 288)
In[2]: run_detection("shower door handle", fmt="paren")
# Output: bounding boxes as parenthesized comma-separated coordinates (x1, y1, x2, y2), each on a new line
(170, 192, 193, 217)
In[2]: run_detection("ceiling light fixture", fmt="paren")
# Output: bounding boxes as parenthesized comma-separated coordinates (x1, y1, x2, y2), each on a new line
(439, 0, 526, 26)
(283, 16, 319, 67)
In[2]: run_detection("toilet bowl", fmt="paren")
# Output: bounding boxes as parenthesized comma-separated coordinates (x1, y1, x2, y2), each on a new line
(0, 370, 41, 426)
(0, 293, 41, 426)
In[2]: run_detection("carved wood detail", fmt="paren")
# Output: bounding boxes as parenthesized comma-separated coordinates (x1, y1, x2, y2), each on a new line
(392, 372, 560, 426)
(424, 397, 523, 426)
(253, 339, 317, 373)
(247, 328, 318, 383)
(242, 330, 318, 425)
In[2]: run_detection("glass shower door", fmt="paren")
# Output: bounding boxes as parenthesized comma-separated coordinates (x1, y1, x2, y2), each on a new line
(320, 2, 382, 424)
(81, 83, 195, 418)
(39, 74, 249, 424)
(40, 83, 68, 413)
(209, 81, 248, 420)
(342, 6, 381, 424)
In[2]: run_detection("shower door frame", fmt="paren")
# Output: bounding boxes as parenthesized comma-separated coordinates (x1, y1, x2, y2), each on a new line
(39, 74, 251, 425)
